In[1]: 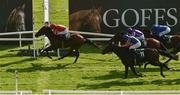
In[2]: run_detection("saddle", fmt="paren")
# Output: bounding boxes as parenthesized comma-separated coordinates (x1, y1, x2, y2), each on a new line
(59, 33, 71, 48)
(161, 35, 171, 43)
(131, 48, 145, 58)
(59, 33, 70, 41)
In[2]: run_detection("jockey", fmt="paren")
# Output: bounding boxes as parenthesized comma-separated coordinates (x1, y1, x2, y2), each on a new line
(127, 28, 145, 40)
(121, 35, 141, 50)
(127, 27, 146, 46)
(49, 23, 69, 41)
(121, 35, 142, 58)
(151, 24, 171, 40)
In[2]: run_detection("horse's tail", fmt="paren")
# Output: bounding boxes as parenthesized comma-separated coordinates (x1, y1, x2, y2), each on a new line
(160, 42, 168, 51)
(157, 49, 178, 60)
(84, 38, 100, 48)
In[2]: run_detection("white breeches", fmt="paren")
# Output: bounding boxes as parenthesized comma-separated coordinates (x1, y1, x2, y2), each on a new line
(129, 42, 141, 49)
(159, 27, 171, 37)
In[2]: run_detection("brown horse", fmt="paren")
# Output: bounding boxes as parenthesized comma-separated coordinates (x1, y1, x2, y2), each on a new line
(102, 43, 175, 78)
(35, 26, 99, 63)
(69, 7, 102, 33)
(141, 29, 180, 63)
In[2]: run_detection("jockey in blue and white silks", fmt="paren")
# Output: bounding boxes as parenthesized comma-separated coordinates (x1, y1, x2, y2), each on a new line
(127, 28, 146, 46)
(121, 35, 141, 49)
(152, 24, 171, 37)
(127, 28, 145, 41)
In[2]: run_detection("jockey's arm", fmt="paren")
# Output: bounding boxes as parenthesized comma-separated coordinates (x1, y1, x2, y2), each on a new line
(121, 41, 131, 48)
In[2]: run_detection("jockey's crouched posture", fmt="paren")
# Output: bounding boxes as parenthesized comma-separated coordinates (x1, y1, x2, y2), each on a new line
(121, 35, 141, 50)
(127, 28, 146, 47)
(44, 22, 70, 41)
(121, 34, 142, 58)
(151, 24, 171, 41)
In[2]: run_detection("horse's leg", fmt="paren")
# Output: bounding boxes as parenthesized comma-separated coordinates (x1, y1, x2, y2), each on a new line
(124, 66, 129, 78)
(144, 63, 149, 72)
(162, 63, 170, 70)
(130, 66, 142, 77)
(73, 49, 80, 64)
(58, 49, 73, 60)
(46, 51, 52, 59)
(160, 64, 165, 77)
(40, 46, 53, 59)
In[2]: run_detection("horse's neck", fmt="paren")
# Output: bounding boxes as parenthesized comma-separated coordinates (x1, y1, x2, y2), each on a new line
(112, 46, 125, 55)
(45, 32, 56, 42)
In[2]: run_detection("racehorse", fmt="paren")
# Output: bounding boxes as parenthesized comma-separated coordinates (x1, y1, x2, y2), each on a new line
(35, 26, 99, 63)
(5, 3, 26, 32)
(141, 29, 180, 63)
(102, 43, 175, 78)
(69, 7, 102, 33)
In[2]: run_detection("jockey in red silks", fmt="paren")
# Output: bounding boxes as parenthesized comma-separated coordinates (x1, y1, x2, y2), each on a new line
(44, 22, 69, 41)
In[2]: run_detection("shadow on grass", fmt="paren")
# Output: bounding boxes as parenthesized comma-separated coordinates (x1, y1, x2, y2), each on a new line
(6, 63, 78, 72)
(0, 53, 20, 59)
(0, 58, 36, 67)
(77, 78, 180, 89)
(0, 45, 19, 51)
(77, 80, 146, 89)
(78, 70, 180, 89)
(82, 70, 124, 80)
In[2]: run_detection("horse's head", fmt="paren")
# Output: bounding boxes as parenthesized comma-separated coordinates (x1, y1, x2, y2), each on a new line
(35, 26, 52, 37)
(109, 32, 126, 45)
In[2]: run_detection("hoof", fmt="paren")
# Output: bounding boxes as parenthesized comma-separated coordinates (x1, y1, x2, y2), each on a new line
(138, 74, 143, 77)
(170, 67, 176, 71)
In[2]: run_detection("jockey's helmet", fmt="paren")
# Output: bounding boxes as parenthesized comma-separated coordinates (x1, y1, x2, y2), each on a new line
(122, 35, 129, 40)
(151, 24, 159, 31)
(127, 27, 133, 33)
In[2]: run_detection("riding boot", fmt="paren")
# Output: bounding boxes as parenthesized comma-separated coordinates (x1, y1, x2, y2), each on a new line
(161, 35, 169, 43)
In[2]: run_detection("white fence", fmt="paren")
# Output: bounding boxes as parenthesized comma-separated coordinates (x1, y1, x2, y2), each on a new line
(69, 30, 114, 37)
(43, 90, 180, 95)
(0, 30, 113, 58)
(0, 31, 40, 57)
(0, 90, 32, 95)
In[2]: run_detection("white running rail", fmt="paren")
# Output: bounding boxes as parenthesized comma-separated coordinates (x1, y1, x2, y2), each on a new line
(0, 90, 32, 95)
(43, 90, 180, 95)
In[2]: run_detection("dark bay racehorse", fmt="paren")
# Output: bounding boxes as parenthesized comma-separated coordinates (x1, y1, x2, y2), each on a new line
(35, 26, 99, 63)
(109, 32, 178, 70)
(102, 43, 175, 78)
(141, 29, 180, 63)
(69, 8, 101, 33)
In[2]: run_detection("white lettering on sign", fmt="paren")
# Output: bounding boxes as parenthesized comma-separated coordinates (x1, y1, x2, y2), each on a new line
(103, 8, 178, 27)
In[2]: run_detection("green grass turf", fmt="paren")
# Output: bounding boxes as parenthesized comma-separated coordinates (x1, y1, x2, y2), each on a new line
(0, 44, 180, 93)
